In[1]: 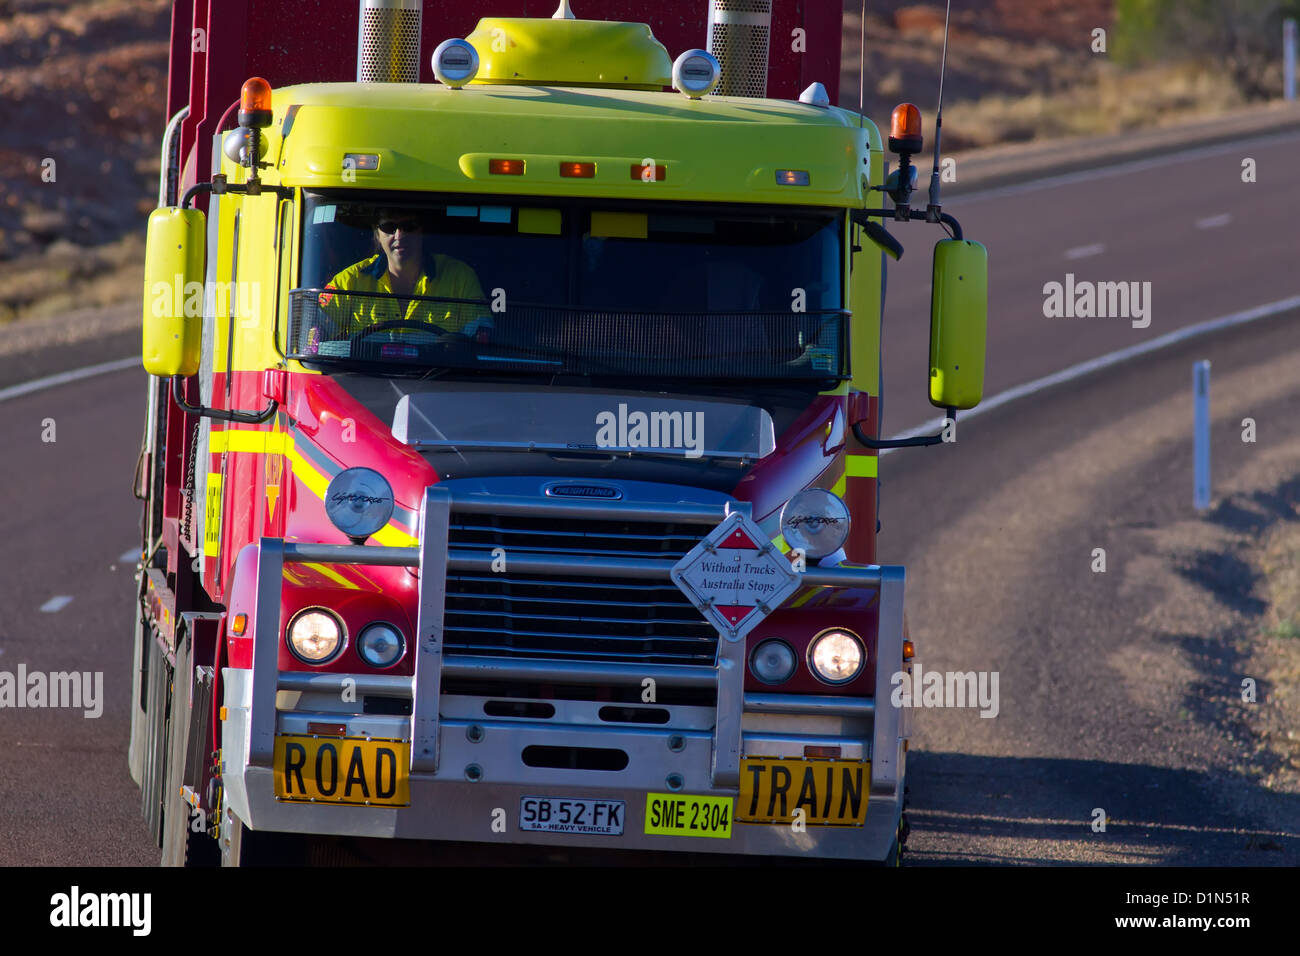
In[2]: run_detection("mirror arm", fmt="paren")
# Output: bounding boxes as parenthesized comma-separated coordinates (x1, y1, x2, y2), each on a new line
(181, 176, 292, 209)
(171, 376, 278, 425)
(180, 183, 212, 209)
(852, 407, 957, 450)
(854, 207, 964, 240)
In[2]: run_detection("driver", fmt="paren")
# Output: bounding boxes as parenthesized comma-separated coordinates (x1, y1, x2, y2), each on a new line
(314, 209, 491, 346)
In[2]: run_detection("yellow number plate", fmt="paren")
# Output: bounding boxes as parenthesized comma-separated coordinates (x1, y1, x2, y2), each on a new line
(738, 758, 869, 825)
(644, 793, 733, 838)
(274, 735, 410, 806)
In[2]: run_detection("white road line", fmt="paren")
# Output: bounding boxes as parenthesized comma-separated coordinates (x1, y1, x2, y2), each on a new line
(881, 291, 1300, 452)
(119, 548, 140, 563)
(0, 356, 138, 404)
(955, 128, 1300, 203)
(39, 595, 74, 613)
(1196, 213, 1232, 229)
(1064, 242, 1105, 260)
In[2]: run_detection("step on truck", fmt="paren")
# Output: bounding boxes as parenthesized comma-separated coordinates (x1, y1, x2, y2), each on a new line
(129, 0, 988, 865)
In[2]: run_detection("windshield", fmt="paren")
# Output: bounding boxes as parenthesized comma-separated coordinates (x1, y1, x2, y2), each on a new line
(291, 191, 847, 382)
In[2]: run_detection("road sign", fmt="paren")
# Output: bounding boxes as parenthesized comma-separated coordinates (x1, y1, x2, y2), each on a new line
(671, 511, 801, 642)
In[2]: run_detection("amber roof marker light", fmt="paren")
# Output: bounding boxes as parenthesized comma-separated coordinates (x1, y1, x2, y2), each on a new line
(238, 77, 273, 128)
(888, 103, 923, 156)
(224, 76, 275, 175)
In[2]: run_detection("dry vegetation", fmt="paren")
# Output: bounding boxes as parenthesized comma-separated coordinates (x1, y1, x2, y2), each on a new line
(841, 1, 1257, 150)
(1252, 520, 1300, 789)
(947, 63, 1244, 148)
(0, 0, 170, 323)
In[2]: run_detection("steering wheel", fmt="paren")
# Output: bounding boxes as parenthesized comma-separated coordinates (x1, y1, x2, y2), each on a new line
(348, 319, 453, 345)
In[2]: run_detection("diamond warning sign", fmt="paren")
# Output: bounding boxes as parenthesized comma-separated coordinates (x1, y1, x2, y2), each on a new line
(671, 511, 801, 642)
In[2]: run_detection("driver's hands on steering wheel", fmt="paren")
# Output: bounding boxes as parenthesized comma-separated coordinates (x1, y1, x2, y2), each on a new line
(311, 319, 471, 358)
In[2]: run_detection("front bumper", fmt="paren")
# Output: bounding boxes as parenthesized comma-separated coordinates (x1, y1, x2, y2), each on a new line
(221, 487, 907, 861)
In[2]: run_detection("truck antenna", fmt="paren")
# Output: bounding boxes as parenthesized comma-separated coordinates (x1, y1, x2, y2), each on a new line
(926, 0, 952, 217)
(857, 0, 866, 128)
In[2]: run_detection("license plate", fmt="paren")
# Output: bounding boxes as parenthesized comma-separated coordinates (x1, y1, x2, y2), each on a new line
(738, 758, 869, 825)
(519, 796, 625, 835)
(643, 793, 733, 839)
(274, 735, 410, 806)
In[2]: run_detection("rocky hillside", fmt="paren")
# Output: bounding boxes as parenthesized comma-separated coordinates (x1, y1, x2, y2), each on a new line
(0, 0, 171, 269)
(843, 0, 1120, 149)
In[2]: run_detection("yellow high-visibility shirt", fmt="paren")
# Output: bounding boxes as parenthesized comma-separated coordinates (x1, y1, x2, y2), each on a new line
(319, 253, 488, 335)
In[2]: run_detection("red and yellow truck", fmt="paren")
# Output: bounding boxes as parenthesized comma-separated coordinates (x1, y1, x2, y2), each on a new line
(129, 0, 987, 865)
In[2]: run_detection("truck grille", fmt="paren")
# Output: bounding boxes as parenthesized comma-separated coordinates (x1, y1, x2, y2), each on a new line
(443, 512, 718, 666)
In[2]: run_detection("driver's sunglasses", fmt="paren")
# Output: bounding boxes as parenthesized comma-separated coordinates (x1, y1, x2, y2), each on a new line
(377, 219, 421, 234)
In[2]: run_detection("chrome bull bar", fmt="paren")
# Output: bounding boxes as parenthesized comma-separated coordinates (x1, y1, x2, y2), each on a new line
(249, 486, 906, 796)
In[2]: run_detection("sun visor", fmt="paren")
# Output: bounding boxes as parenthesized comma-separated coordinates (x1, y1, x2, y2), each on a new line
(393, 390, 775, 460)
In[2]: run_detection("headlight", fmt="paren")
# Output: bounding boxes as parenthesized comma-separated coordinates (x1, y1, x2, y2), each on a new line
(808, 629, 864, 684)
(287, 609, 345, 664)
(357, 623, 405, 668)
(749, 639, 797, 685)
(325, 467, 394, 541)
(780, 489, 850, 559)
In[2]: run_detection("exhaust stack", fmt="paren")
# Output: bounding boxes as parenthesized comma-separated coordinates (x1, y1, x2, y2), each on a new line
(706, 0, 772, 97)
(357, 0, 423, 83)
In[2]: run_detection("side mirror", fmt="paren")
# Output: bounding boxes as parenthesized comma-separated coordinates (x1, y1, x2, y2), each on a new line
(142, 207, 205, 377)
(928, 238, 987, 410)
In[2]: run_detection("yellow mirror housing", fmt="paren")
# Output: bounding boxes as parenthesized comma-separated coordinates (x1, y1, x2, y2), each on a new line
(928, 238, 987, 410)
(142, 207, 205, 377)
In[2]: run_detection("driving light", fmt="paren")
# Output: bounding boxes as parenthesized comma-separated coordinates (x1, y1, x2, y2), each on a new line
(750, 639, 797, 685)
(288, 609, 344, 664)
(672, 49, 721, 99)
(325, 467, 394, 541)
(222, 126, 268, 165)
(780, 489, 850, 559)
(809, 629, 864, 684)
(432, 38, 479, 88)
(358, 623, 405, 668)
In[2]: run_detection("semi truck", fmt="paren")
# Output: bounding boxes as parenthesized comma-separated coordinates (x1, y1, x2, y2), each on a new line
(129, 0, 988, 866)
